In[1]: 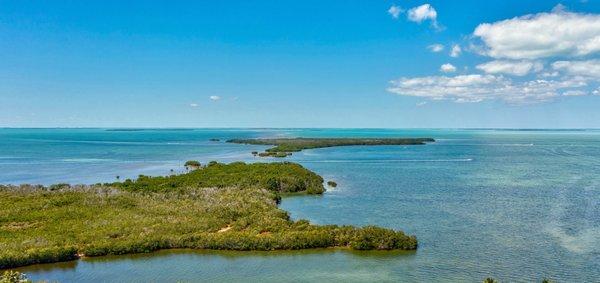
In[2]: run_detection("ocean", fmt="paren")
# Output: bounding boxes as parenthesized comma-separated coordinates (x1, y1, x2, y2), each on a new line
(2, 128, 599, 282)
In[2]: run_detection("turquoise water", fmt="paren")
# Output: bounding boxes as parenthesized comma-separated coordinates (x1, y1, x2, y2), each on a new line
(3, 128, 599, 282)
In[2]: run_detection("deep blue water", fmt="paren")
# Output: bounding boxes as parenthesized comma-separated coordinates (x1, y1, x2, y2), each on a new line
(3, 128, 599, 282)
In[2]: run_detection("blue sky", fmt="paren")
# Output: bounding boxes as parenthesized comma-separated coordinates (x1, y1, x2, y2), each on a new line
(1, 0, 599, 128)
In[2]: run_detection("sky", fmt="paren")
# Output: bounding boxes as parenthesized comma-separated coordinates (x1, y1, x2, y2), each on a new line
(1, 0, 599, 128)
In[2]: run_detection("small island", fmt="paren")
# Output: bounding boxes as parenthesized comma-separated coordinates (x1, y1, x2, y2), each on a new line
(0, 162, 416, 269)
(228, 137, 435, 157)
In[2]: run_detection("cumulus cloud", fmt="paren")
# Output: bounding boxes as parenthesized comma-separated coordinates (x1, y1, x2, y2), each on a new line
(407, 4, 436, 22)
(473, 7, 600, 59)
(552, 59, 600, 79)
(209, 95, 221, 101)
(440, 63, 457, 73)
(388, 5, 404, 19)
(388, 74, 504, 103)
(407, 4, 440, 29)
(428, 44, 444, 52)
(387, 74, 588, 104)
(476, 60, 543, 76)
(562, 90, 588, 96)
(450, 44, 461, 57)
(386, 5, 599, 105)
(539, 71, 559, 78)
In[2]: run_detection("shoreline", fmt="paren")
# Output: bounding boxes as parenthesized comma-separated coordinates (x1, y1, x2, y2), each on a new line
(11, 247, 418, 273)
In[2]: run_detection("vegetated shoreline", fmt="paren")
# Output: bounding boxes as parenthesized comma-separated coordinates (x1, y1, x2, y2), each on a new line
(0, 161, 417, 269)
(227, 137, 435, 157)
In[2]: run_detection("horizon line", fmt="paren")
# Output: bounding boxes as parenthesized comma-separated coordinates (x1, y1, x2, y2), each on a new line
(1, 127, 599, 131)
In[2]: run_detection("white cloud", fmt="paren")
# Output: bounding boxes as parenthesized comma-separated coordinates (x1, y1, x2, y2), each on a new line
(473, 8, 600, 59)
(388, 5, 403, 19)
(428, 44, 444, 52)
(386, 5, 600, 106)
(562, 90, 588, 96)
(407, 4, 440, 29)
(407, 4, 436, 23)
(450, 44, 461, 57)
(539, 71, 559, 78)
(416, 101, 428, 107)
(476, 60, 543, 76)
(387, 74, 589, 104)
(388, 74, 504, 103)
(552, 60, 600, 79)
(440, 63, 457, 73)
(209, 95, 221, 101)
(189, 103, 199, 107)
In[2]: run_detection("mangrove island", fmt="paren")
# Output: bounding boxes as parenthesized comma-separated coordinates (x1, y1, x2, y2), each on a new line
(0, 161, 416, 269)
(228, 137, 435, 157)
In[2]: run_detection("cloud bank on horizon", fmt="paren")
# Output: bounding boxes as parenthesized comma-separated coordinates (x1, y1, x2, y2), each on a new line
(387, 3, 600, 105)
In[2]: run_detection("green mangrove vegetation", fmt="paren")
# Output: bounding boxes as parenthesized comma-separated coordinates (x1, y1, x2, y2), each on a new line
(0, 162, 417, 269)
(0, 271, 30, 283)
(258, 152, 290, 158)
(183, 160, 202, 170)
(228, 137, 435, 157)
(0, 270, 31, 283)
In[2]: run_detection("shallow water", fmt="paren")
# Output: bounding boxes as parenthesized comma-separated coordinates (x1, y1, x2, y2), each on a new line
(3, 128, 599, 282)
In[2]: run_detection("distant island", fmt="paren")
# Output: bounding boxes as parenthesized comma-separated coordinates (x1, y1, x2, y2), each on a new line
(105, 128, 196, 132)
(228, 137, 435, 157)
(0, 162, 416, 269)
